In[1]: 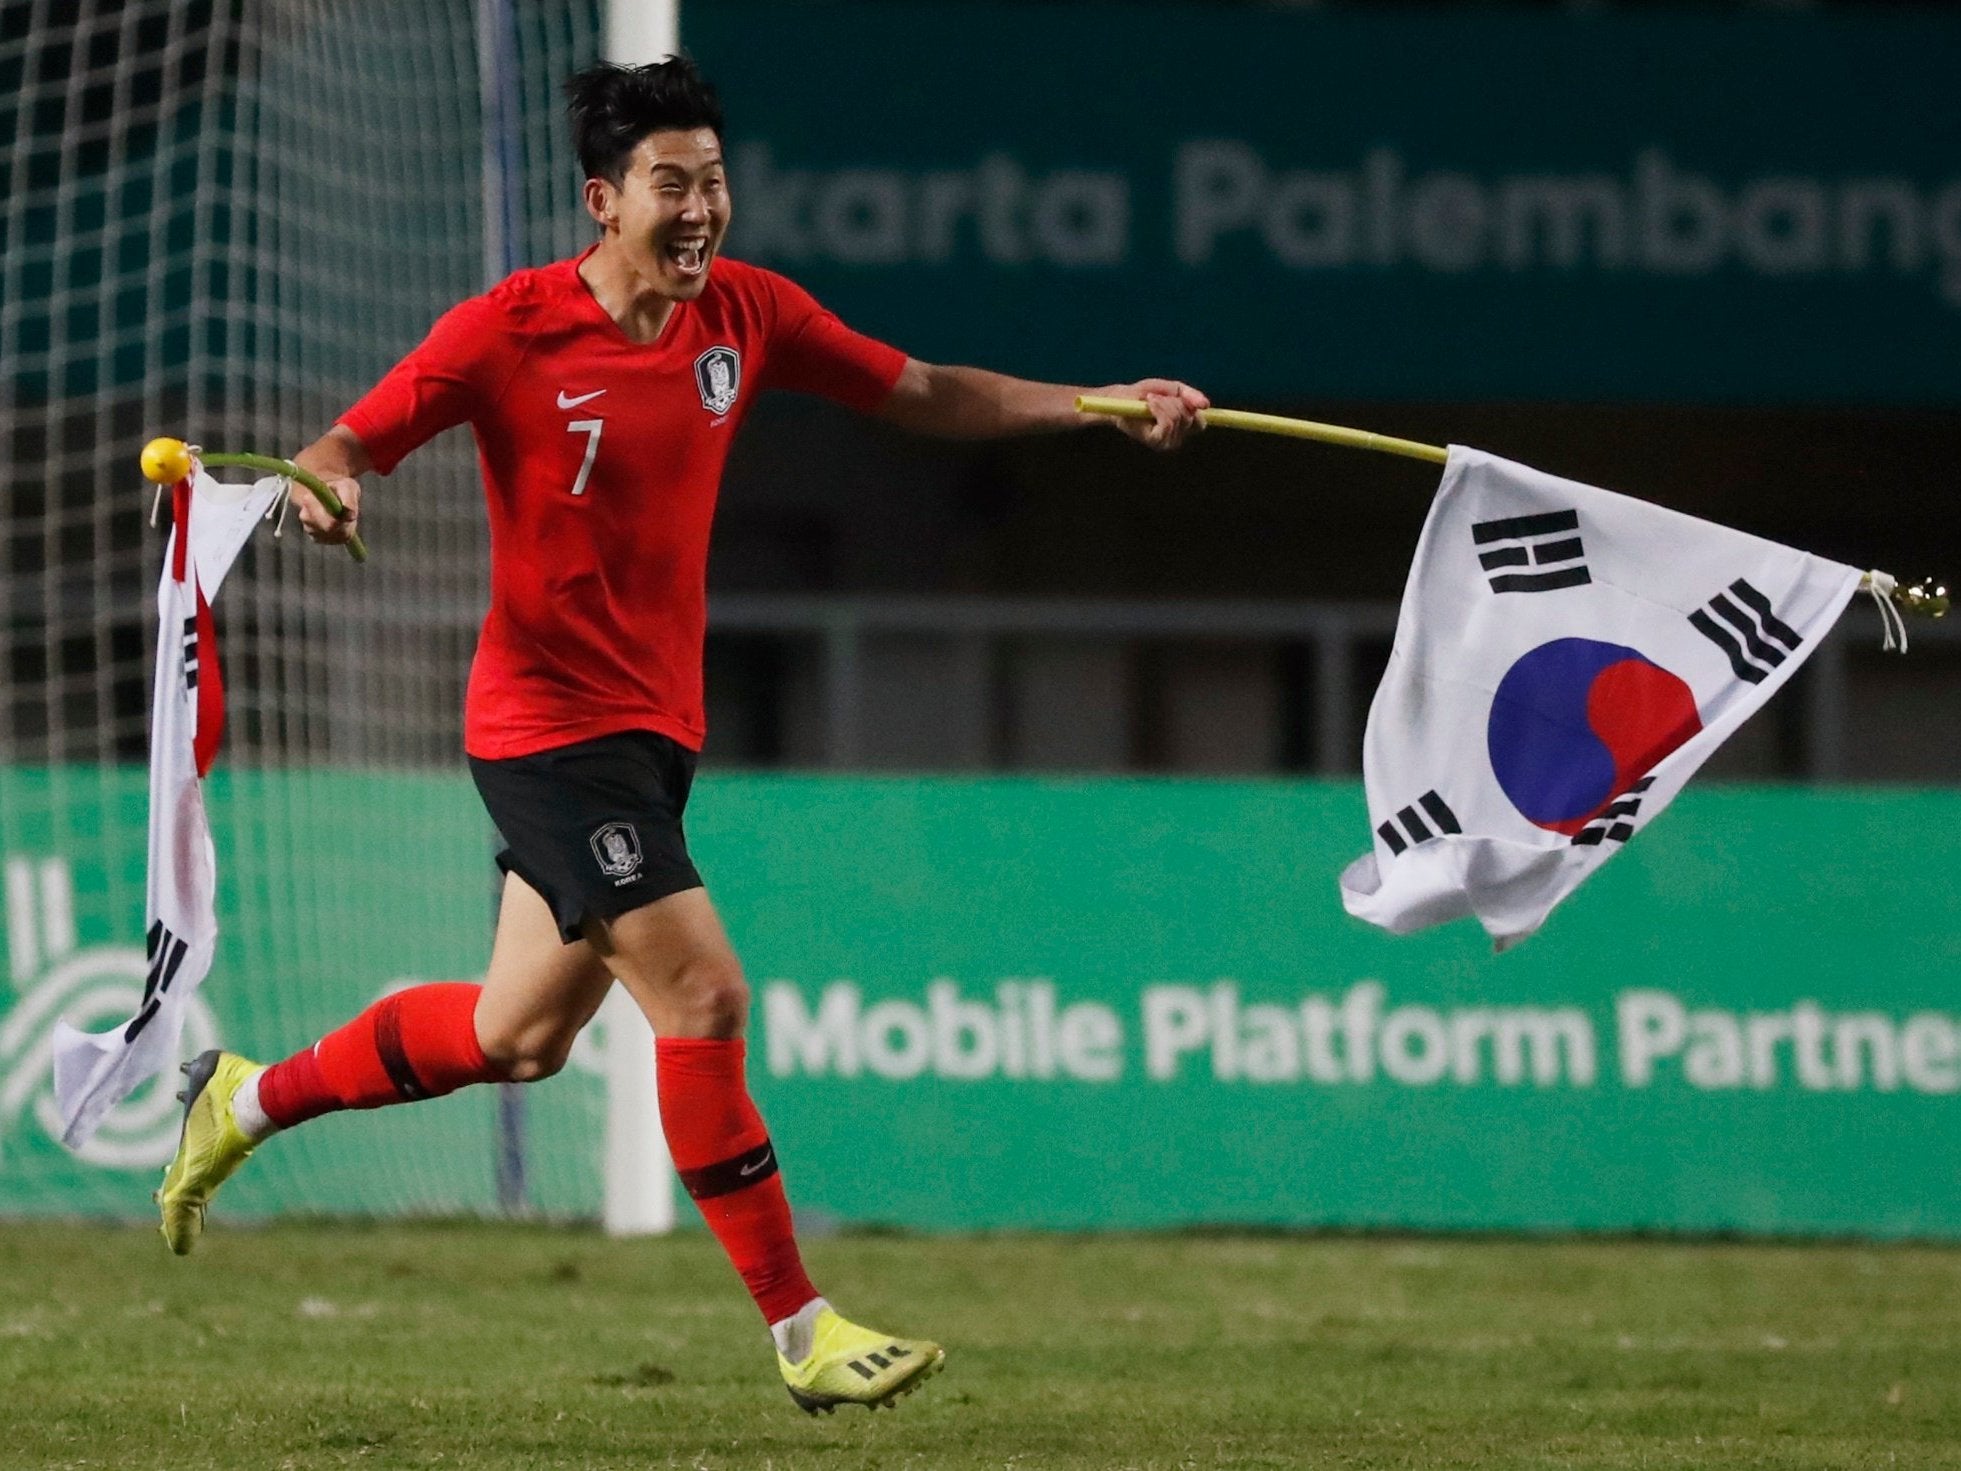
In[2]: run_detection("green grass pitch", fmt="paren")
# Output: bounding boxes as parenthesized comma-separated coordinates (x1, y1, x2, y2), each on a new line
(2, 1223, 1957, 1468)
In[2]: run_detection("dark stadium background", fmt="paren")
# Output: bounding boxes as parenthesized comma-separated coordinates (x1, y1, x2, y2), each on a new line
(3, 0, 1955, 780)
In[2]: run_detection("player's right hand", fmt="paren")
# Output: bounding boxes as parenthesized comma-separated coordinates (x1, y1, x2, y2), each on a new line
(293, 476, 361, 546)
(1093, 379, 1209, 451)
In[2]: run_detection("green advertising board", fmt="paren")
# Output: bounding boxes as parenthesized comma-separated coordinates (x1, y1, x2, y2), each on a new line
(1, 769, 1957, 1238)
(0, 769, 605, 1224)
(689, 4, 1961, 404)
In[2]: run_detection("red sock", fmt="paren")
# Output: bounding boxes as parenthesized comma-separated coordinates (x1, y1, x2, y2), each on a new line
(656, 1036, 818, 1326)
(257, 982, 502, 1128)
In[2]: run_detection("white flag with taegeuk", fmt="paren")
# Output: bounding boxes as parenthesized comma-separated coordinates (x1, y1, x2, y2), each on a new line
(50, 470, 280, 1147)
(1340, 447, 1861, 950)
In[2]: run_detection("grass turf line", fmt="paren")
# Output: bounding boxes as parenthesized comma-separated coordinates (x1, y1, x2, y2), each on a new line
(1, 1224, 1957, 1469)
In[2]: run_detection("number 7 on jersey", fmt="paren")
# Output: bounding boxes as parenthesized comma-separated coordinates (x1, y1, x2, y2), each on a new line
(566, 418, 603, 496)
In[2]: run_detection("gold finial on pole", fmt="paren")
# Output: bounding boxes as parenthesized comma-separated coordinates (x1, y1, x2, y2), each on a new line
(1895, 577, 1950, 619)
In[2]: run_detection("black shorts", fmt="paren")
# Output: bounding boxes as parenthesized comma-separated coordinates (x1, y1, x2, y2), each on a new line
(469, 729, 705, 945)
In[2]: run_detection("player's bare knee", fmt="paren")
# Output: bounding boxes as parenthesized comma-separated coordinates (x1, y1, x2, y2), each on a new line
(678, 957, 749, 1038)
(477, 1020, 578, 1082)
(501, 1045, 571, 1083)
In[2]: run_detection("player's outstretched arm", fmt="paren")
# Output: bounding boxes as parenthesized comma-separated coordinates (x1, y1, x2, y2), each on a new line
(289, 424, 371, 547)
(876, 360, 1207, 451)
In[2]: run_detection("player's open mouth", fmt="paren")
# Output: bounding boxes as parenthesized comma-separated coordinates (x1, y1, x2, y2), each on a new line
(666, 239, 708, 276)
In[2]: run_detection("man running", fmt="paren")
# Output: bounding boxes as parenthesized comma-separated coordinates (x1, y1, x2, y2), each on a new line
(157, 56, 1206, 1415)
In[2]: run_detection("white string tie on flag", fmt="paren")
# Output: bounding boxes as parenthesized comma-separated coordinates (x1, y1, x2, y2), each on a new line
(1863, 570, 1908, 654)
(266, 473, 294, 539)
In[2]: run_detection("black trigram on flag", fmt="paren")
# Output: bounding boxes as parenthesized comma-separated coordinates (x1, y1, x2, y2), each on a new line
(1688, 579, 1803, 684)
(126, 918, 188, 1042)
(1471, 509, 1591, 593)
(1571, 777, 1655, 848)
(1377, 790, 1461, 856)
(181, 613, 199, 691)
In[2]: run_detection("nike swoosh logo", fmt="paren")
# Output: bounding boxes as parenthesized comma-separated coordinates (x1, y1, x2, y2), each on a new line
(557, 388, 606, 409)
(739, 1150, 773, 1176)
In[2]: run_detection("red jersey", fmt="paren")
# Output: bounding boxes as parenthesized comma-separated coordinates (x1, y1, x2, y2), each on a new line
(339, 249, 907, 759)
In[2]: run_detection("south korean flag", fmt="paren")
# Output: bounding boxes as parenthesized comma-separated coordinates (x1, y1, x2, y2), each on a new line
(1341, 447, 1861, 950)
(50, 469, 281, 1147)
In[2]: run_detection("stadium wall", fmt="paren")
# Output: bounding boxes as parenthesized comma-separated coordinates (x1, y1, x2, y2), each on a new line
(3, 769, 1956, 1239)
(691, 3, 1961, 405)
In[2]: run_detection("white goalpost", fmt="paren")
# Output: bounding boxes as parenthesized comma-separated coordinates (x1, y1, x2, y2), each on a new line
(608, 0, 681, 70)
(590, 0, 682, 1239)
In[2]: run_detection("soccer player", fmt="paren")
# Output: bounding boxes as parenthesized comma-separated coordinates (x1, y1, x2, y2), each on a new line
(156, 57, 1206, 1414)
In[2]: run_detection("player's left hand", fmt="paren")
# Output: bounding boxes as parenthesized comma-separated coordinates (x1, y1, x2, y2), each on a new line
(1095, 379, 1209, 451)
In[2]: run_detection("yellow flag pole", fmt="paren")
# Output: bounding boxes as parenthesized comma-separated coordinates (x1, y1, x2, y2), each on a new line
(1072, 396, 1950, 620)
(1074, 394, 1449, 465)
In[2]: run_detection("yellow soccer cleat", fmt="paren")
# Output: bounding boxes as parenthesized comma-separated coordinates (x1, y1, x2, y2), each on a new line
(777, 1306, 945, 1414)
(156, 1049, 260, 1255)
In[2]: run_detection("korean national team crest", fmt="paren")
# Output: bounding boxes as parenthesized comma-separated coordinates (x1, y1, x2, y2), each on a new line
(694, 346, 741, 416)
(590, 821, 643, 882)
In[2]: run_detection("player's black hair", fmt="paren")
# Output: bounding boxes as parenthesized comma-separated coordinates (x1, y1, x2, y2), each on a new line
(565, 57, 725, 185)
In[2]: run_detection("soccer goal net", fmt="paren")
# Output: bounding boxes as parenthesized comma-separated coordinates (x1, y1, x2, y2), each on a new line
(0, 0, 651, 1225)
